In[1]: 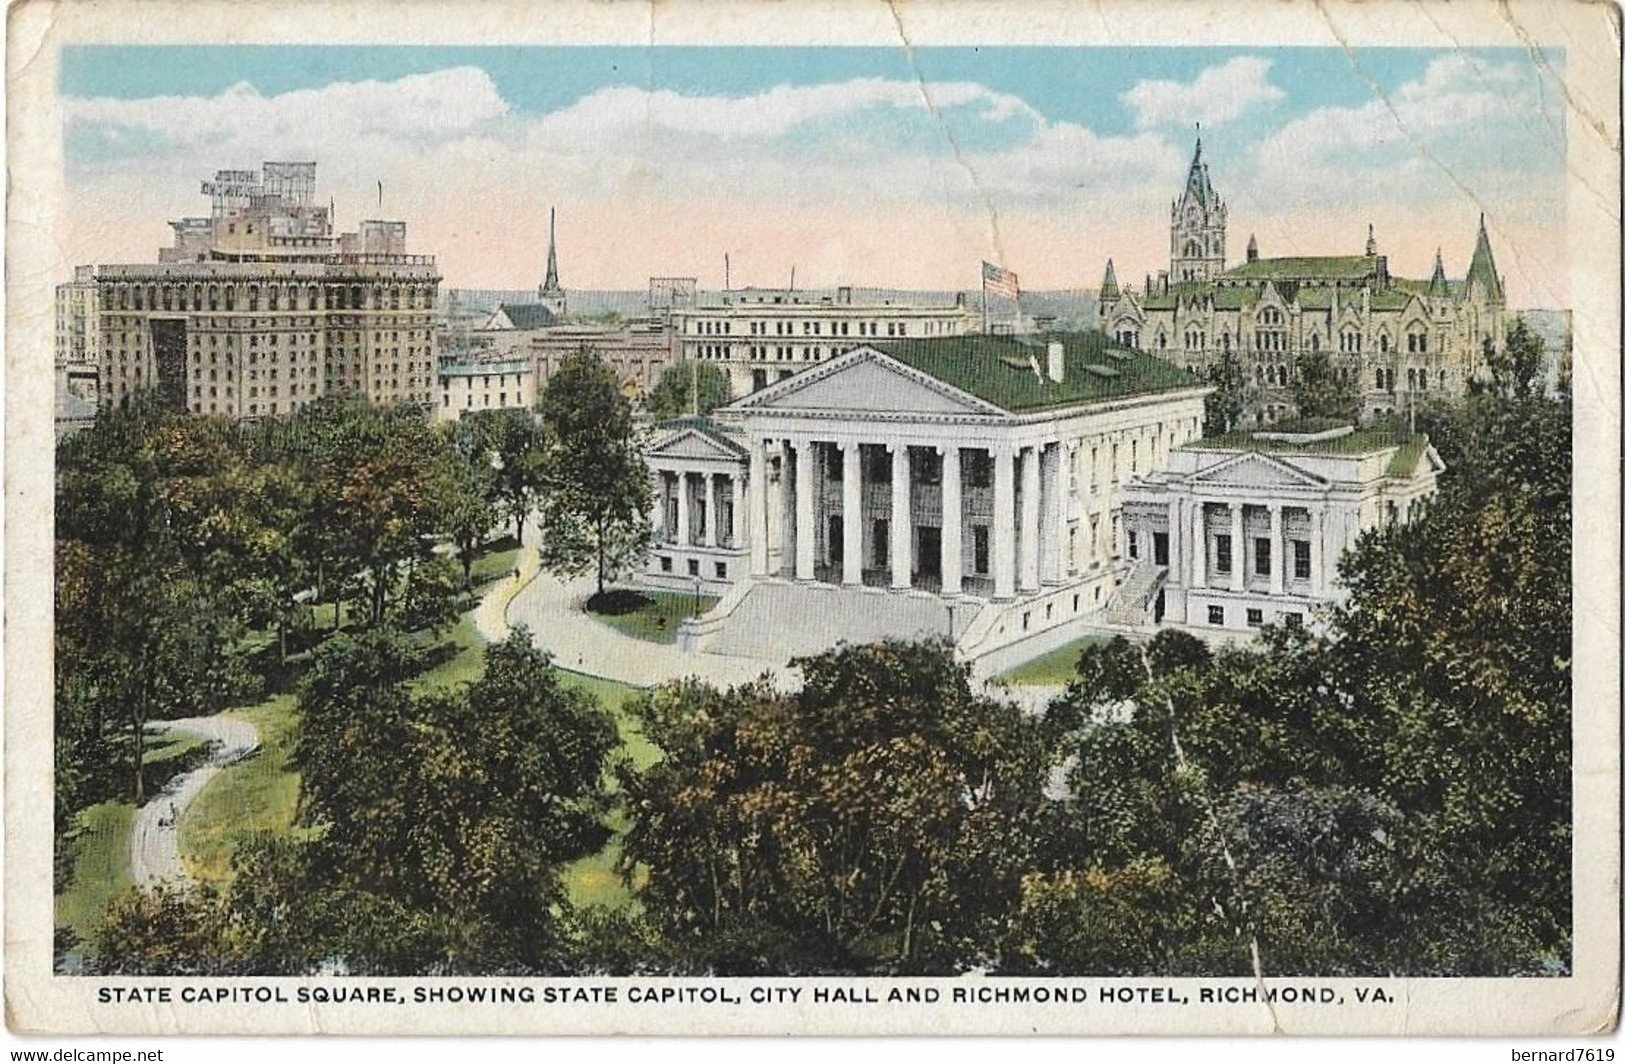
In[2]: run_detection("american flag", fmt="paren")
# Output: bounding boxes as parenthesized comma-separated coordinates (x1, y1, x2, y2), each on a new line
(982, 260, 1020, 300)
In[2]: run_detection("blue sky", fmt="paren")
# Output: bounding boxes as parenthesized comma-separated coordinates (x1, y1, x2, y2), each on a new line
(58, 46, 1568, 303)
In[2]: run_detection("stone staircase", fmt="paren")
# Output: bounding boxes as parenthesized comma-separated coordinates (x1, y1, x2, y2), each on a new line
(1104, 563, 1167, 627)
(701, 581, 981, 662)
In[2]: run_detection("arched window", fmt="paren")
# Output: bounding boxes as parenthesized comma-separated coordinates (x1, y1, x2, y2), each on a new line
(268, 286, 279, 310)
(208, 285, 219, 310)
(1310, 333, 1320, 352)
(1184, 240, 1200, 258)
(146, 285, 156, 309)
(308, 285, 320, 310)
(1261, 307, 1283, 325)
(248, 285, 259, 311)
(373, 286, 383, 309)
(350, 285, 362, 309)
(1379, 332, 1390, 354)
(224, 287, 235, 311)
(390, 287, 401, 310)
(193, 284, 203, 309)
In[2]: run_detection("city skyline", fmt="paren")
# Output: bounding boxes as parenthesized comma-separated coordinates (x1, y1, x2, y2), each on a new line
(61, 45, 1568, 305)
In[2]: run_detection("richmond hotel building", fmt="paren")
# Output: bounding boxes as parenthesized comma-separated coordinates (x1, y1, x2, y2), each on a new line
(95, 161, 440, 419)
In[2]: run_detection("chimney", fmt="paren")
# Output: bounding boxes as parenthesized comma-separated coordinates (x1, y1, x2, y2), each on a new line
(1047, 340, 1065, 383)
(1157, 270, 1169, 295)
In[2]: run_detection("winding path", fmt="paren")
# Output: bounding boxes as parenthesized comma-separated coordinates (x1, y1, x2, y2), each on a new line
(129, 714, 261, 890)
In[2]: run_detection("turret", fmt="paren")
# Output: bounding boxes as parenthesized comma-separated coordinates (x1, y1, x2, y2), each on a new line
(1100, 259, 1120, 302)
(1365, 223, 1378, 257)
(1169, 133, 1228, 283)
(1466, 213, 1505, 305)
(1428, 248, 1449, 298)
(1246, 233, 1258, 263)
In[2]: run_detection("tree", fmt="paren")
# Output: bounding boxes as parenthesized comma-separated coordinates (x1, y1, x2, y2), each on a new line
(458, 408, 547, 544)
(442, 452, 498, 590)
(621, 640, 1050, 973)
(1291, 348, 1361, 423)
(1202, 347, 1246, 435)
(290, 629, 618, 971)
(1482, 317, 1547, 401)
(536, 350, 652, 597)
(646, 361, 733, 421)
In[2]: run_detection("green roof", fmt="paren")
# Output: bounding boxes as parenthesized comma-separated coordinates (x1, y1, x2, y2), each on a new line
(878, 331, 1205, 413)
(1143, 282, 1259, 311)
(1194, 425, 1426, 463)
(1221, 256, 1379, 282)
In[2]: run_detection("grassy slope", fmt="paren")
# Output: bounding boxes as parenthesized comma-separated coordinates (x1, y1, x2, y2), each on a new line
(178, 694, 304, 887)
(997, 635, 1110, 687)
(55, 802, 135, 947)
(587, 590, 718, 645)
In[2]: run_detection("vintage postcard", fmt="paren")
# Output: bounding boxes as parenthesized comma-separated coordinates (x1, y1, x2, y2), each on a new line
(5, 0, 1620, 1041)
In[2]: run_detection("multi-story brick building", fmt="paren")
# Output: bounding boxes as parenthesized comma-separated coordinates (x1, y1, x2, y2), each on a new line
(95, 161, 441, 419)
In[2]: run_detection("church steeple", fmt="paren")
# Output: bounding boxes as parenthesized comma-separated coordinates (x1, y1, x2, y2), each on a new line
(1170, 131, 1227, 283)
(1100, 258, 1120, 301)
(1465, 213, 1504, 305)
(539, 206, 566, 316)
(1428, 248, 1449, 297)
(1246, 233, 1258, 262)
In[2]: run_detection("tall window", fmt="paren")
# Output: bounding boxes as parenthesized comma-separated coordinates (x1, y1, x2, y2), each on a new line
(1293, 540, 1311, 580)
(1215, 534, 1232, 574)
(1255, 537, 1272, 576)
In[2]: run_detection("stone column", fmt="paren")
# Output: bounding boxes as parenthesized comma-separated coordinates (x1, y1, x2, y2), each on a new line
(704, 473, 718, 547)
(1055, 441, 1073, 577)
(1168, 496, 1184, 585)
(675, 469, 691, 546)
(795, 440, 815, 581)
(1039, 443, 1061, 585)
(940, 445, 962, 597)
(1268, 504, 1284, 596)
(1309, 505, 1323, 595)
(780, 443, 797, 577)
(651, 467, 667, 541)
(1229, 501, 1244, 592)
(1019, 445, 1040, 592)
(729, 473, 744, 549)
(841, 441, 862, 586)
(890, 444, 912, 590)
(748, 446, 768, 575)
(1190, 499, 1205, 588)
(993, 447, 1016, 600)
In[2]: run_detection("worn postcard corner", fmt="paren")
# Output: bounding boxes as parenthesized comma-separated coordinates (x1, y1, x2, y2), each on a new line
(5, 0, 1621, 1040)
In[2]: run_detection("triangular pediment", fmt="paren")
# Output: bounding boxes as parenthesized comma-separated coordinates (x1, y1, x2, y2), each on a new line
(649, 427, 746, 462)
(1189, 450, 1327, 489)
(725, 347, 1003, 417)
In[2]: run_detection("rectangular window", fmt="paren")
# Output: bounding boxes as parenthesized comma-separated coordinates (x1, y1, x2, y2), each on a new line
(1127, 530, 1139, 560)
(686, 558, 700, 577)
(714, 562, 728, 579)
(1215, 534, 1233, 574)
(973, 526, 990, 575)
(1285, 612, 1304, 628)
(1255, 537, 1272, 576)
(873, 520, 890, 568)
(660, 556, 673, 573)
(1207, 605, 1225, 626)
(1293, 540, 1311, 580)
(1247, 608, 1264, 627)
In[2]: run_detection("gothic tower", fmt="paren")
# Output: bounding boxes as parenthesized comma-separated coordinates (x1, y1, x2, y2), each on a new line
(539, 206, 566, 317)
(1169, 135, 1228, 283)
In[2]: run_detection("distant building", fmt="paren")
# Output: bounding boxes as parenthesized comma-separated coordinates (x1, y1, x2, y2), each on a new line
(525, 319, 676, 400)
(1100, 137, 1507, 424)
(483, 302, 558, 331)
(436, 358, 534, 421)
(55, 264, 101, 416)
(672, 286, 977, 397)
(1117, 423, 1443, 633)
(94, 161, 441, 419)
(482, 207, 568, 330)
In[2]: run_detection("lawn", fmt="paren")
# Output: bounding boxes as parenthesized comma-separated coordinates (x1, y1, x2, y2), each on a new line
(586, 588, 718, 644)
(178, 694, 304, 888)
(998, 635, 1112, 687)
(55, 801, 135, 950)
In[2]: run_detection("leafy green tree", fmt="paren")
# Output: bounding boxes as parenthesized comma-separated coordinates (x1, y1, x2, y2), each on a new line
(441, 453, 498, 590)
(646, 361, 733, 420)
(1202, 347, 1246, 435)
(621, 640, 1050, 973)
(1291, 348, 1361, 423)
(291, 629, 618, 971)
(1482, 317, 1547, 401)
(537, 350, 652, 597)
(459, 408, 546, 543)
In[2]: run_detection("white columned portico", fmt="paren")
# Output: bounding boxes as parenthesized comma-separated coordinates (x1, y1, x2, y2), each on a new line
(794, 440, 815, 581)
(1018, 445, 1040, 592)
(675, 470, 691, 546)
(1268, 504, 1284, 596)
(704, 473, 718, 547)
(841, 441, 862, 586)
(748, 445, 768, 575)
(890, 444, 912, 590)
(1229, 501, 1244, 592)
(940, 445, 962, 597)
(993, 447, 1016, 600)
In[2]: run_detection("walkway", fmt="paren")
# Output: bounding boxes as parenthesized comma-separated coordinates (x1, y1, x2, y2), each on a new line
(489, 539, 789, 689)
(129, 714, 261, 890)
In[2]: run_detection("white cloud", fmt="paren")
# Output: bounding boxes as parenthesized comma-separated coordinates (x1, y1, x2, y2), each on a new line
(1120, 57, 1284, 129)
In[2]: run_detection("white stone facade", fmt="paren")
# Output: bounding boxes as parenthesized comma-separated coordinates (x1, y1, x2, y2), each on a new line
(673, 287, 976, 398)
(1118, 430, 1444, 633)
(650, 342, 1210, 663)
